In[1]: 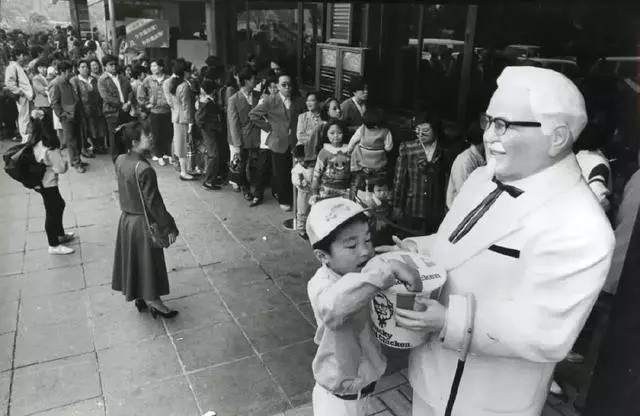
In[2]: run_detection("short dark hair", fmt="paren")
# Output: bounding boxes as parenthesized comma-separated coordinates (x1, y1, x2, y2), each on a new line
(77, 59, 89, 68)
(466, 121, 484, 146)
(10, 46, 28, 60)
(322, 118, 346, 144)
(102, 54, 118, 67)
(150, 58, 164, 68)
(57, 60, 73, 73)
(120, 119, 152, 150)
(237, 65, 256, 87)
(131, 64, 145, 80)
(362, 107, 384, 129)
(88, 58, 102, 71)
(312, 212, 370, 253)
(306, 91, 318, 100)
(575, 123, 608, 152)
(320, 97, 340, 122)
(201, 78, 216, 95)
(35, 58, 50, 69)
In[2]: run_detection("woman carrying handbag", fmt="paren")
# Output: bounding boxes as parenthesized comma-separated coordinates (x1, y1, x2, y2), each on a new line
(112, 119, 180, 319)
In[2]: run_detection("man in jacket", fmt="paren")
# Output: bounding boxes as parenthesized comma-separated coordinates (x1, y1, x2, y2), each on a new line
(50, 60, 85, 173)
(98, 54, 133, 162)
(227, 66, 260, 201)
(4, 45, 33, 143)
(390, 66, 615, 416)
(249, 74, 305, 211)
(340, 76, 367, 138)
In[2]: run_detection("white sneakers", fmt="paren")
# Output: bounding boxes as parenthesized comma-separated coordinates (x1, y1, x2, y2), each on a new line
(48, 245, 75, 255)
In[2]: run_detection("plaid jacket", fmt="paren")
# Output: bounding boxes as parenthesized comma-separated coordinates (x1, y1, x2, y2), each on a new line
(393, 140, 451, 223)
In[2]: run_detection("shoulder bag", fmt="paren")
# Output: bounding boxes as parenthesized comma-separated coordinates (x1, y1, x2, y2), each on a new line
(134, 161, 173, 248)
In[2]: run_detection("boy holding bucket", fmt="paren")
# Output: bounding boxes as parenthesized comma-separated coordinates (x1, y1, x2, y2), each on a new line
(306, 197, 421, 415)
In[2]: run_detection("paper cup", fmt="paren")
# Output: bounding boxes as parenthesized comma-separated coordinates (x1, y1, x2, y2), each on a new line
(370, 252, 447, 349)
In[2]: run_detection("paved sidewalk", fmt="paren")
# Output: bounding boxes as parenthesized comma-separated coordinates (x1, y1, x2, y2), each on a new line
(0, 146, 322, 416)
(0, 143, 586, 416)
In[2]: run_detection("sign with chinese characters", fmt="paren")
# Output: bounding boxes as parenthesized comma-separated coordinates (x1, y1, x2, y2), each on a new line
(125, 19, 169, 50)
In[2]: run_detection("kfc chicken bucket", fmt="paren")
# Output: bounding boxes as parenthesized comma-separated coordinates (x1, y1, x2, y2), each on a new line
(370, 252, 447, 349)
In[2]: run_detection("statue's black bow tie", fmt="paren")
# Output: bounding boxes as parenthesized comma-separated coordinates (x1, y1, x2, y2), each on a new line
(448, 177, 524, 244)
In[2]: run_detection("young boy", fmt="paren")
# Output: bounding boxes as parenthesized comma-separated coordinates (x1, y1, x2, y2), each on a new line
(306, 197, 420, 415)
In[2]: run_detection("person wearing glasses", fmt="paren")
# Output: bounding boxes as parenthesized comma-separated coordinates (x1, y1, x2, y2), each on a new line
(381, 66, 615, 416)
(249, 74, 305, 211)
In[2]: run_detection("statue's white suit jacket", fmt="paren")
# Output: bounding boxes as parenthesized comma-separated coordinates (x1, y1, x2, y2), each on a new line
(408, 154, 615, 416)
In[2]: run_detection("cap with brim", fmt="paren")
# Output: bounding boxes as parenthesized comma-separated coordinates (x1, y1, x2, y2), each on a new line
(306, 197, 367, 246)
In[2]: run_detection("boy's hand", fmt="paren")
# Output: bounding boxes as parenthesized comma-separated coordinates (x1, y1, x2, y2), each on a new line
(386, 258, 422, 292)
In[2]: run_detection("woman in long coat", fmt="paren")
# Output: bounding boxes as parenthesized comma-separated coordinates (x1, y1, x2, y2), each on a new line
(112, 119, 180, 318)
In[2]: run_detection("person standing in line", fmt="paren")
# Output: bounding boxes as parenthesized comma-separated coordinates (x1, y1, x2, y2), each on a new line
(31, 109, 76, 255)
(50, 60, 86, 173)
(167, 59, 196, 181)
(98, 54, 133, 162)
(446, 121, 486, 208)
(32, 58, 53, 131)
(249, 73, 305, 212)
(71, 59, 99, 159)
(340, 76, 367, 138)
(112, 119, 179, 318)
(227, 66, 260, 201)
(196, 78, 225, 190)
(4, 45, 33, 143)
(138, 58, 172, 166)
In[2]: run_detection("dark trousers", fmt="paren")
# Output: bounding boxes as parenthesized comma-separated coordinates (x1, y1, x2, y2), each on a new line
(106, 113, 127, 163)
(229, 148, 256, 192)
(271, 149, 293, 206)
(202, 129, 221, 183)
(38, 186, 66, 247)
(253, 149, 272, 200)
(60, 120, 81, 167)
(150, 112, 172, 157)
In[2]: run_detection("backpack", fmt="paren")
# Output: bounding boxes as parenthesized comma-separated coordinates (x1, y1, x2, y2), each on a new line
(3, 142, 46, 189)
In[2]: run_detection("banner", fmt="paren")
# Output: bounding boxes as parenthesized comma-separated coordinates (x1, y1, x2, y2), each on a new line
(125, 19, 169, 50)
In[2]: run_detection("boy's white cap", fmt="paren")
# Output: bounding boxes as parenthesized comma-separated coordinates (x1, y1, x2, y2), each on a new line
(306, 197, 366, 246)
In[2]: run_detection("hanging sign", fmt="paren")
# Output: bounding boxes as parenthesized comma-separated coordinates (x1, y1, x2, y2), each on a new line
(125, 19, 170, 49)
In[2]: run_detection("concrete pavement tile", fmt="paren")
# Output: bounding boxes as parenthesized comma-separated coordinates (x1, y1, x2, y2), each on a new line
(367, 397, 387, 415)
(76, 225, 117, 245)
(273, 273, 312, 304)
(91, 308, 165, 350)
(203, 262, 271, 290)
(262, 340, 316, 400)
(238, 307, 315, 354)
(0, 332, 13, 372)
(20, 265, 85, 298)
(289, 390, 313, 408)
(0, 253, 23, 276)
(97, 336, 182, 395)
(86, 285, 128, 317)
(165, 267, 213, 301)
(378, 389, 411, 416)
(164, 292, 233, 334)
(80, 242, 113, 264)
(19, 290, 89, 327)
(284, 404, 313, 416)
(224, 218, 280, 243)
(25, 231, 80, 252)
(83, 258, 113, 287)
(173, 321, 253, 371)
(22, 247, 82, 273)
(246, 233, 304, 259)
(164, 245, 199, 271)
(188, 241, 251, 266)
(0, 231, 25, 255)
(15, 319, 93, 367)
(0, 302, 18, 335)
(260, 256, 317, 279)
(27, 210, 76, 234)
(0, 277, 21, 304)
(0, 372, 9, 416)
(296, 303, 316, 327)
(190, 356, 288, 416)
(72, 196, 115, 214)
(27, 200, 46, 219)
(76, 209, 118, 228)
(217, 279, 294, 318)
(105, 375, 199, 416)
(30, 397, 105, 416)
(11, 353, 101, 416)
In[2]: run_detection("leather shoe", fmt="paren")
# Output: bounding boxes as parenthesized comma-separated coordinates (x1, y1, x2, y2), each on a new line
(243, 192, 254, 201)
(249, 197, 262, 207)
(203, 181, 221, 190)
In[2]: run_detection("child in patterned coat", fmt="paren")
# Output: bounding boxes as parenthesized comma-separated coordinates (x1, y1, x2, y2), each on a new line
(310, 119, 352, 204)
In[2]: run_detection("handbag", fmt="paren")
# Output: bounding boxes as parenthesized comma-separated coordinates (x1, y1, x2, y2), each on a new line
(134, 161, 173, 248)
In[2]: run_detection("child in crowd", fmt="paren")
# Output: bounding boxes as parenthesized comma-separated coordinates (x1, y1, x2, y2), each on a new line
(310, 119, 352, 204)
(361, 179, 394, 247)
(306, 197, 420, 416)
(347, 107, 393, 196)
(293, 91, 322, 239)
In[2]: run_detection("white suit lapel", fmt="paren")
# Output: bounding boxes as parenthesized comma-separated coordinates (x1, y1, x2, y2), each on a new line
(433, 155, 584, 270)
